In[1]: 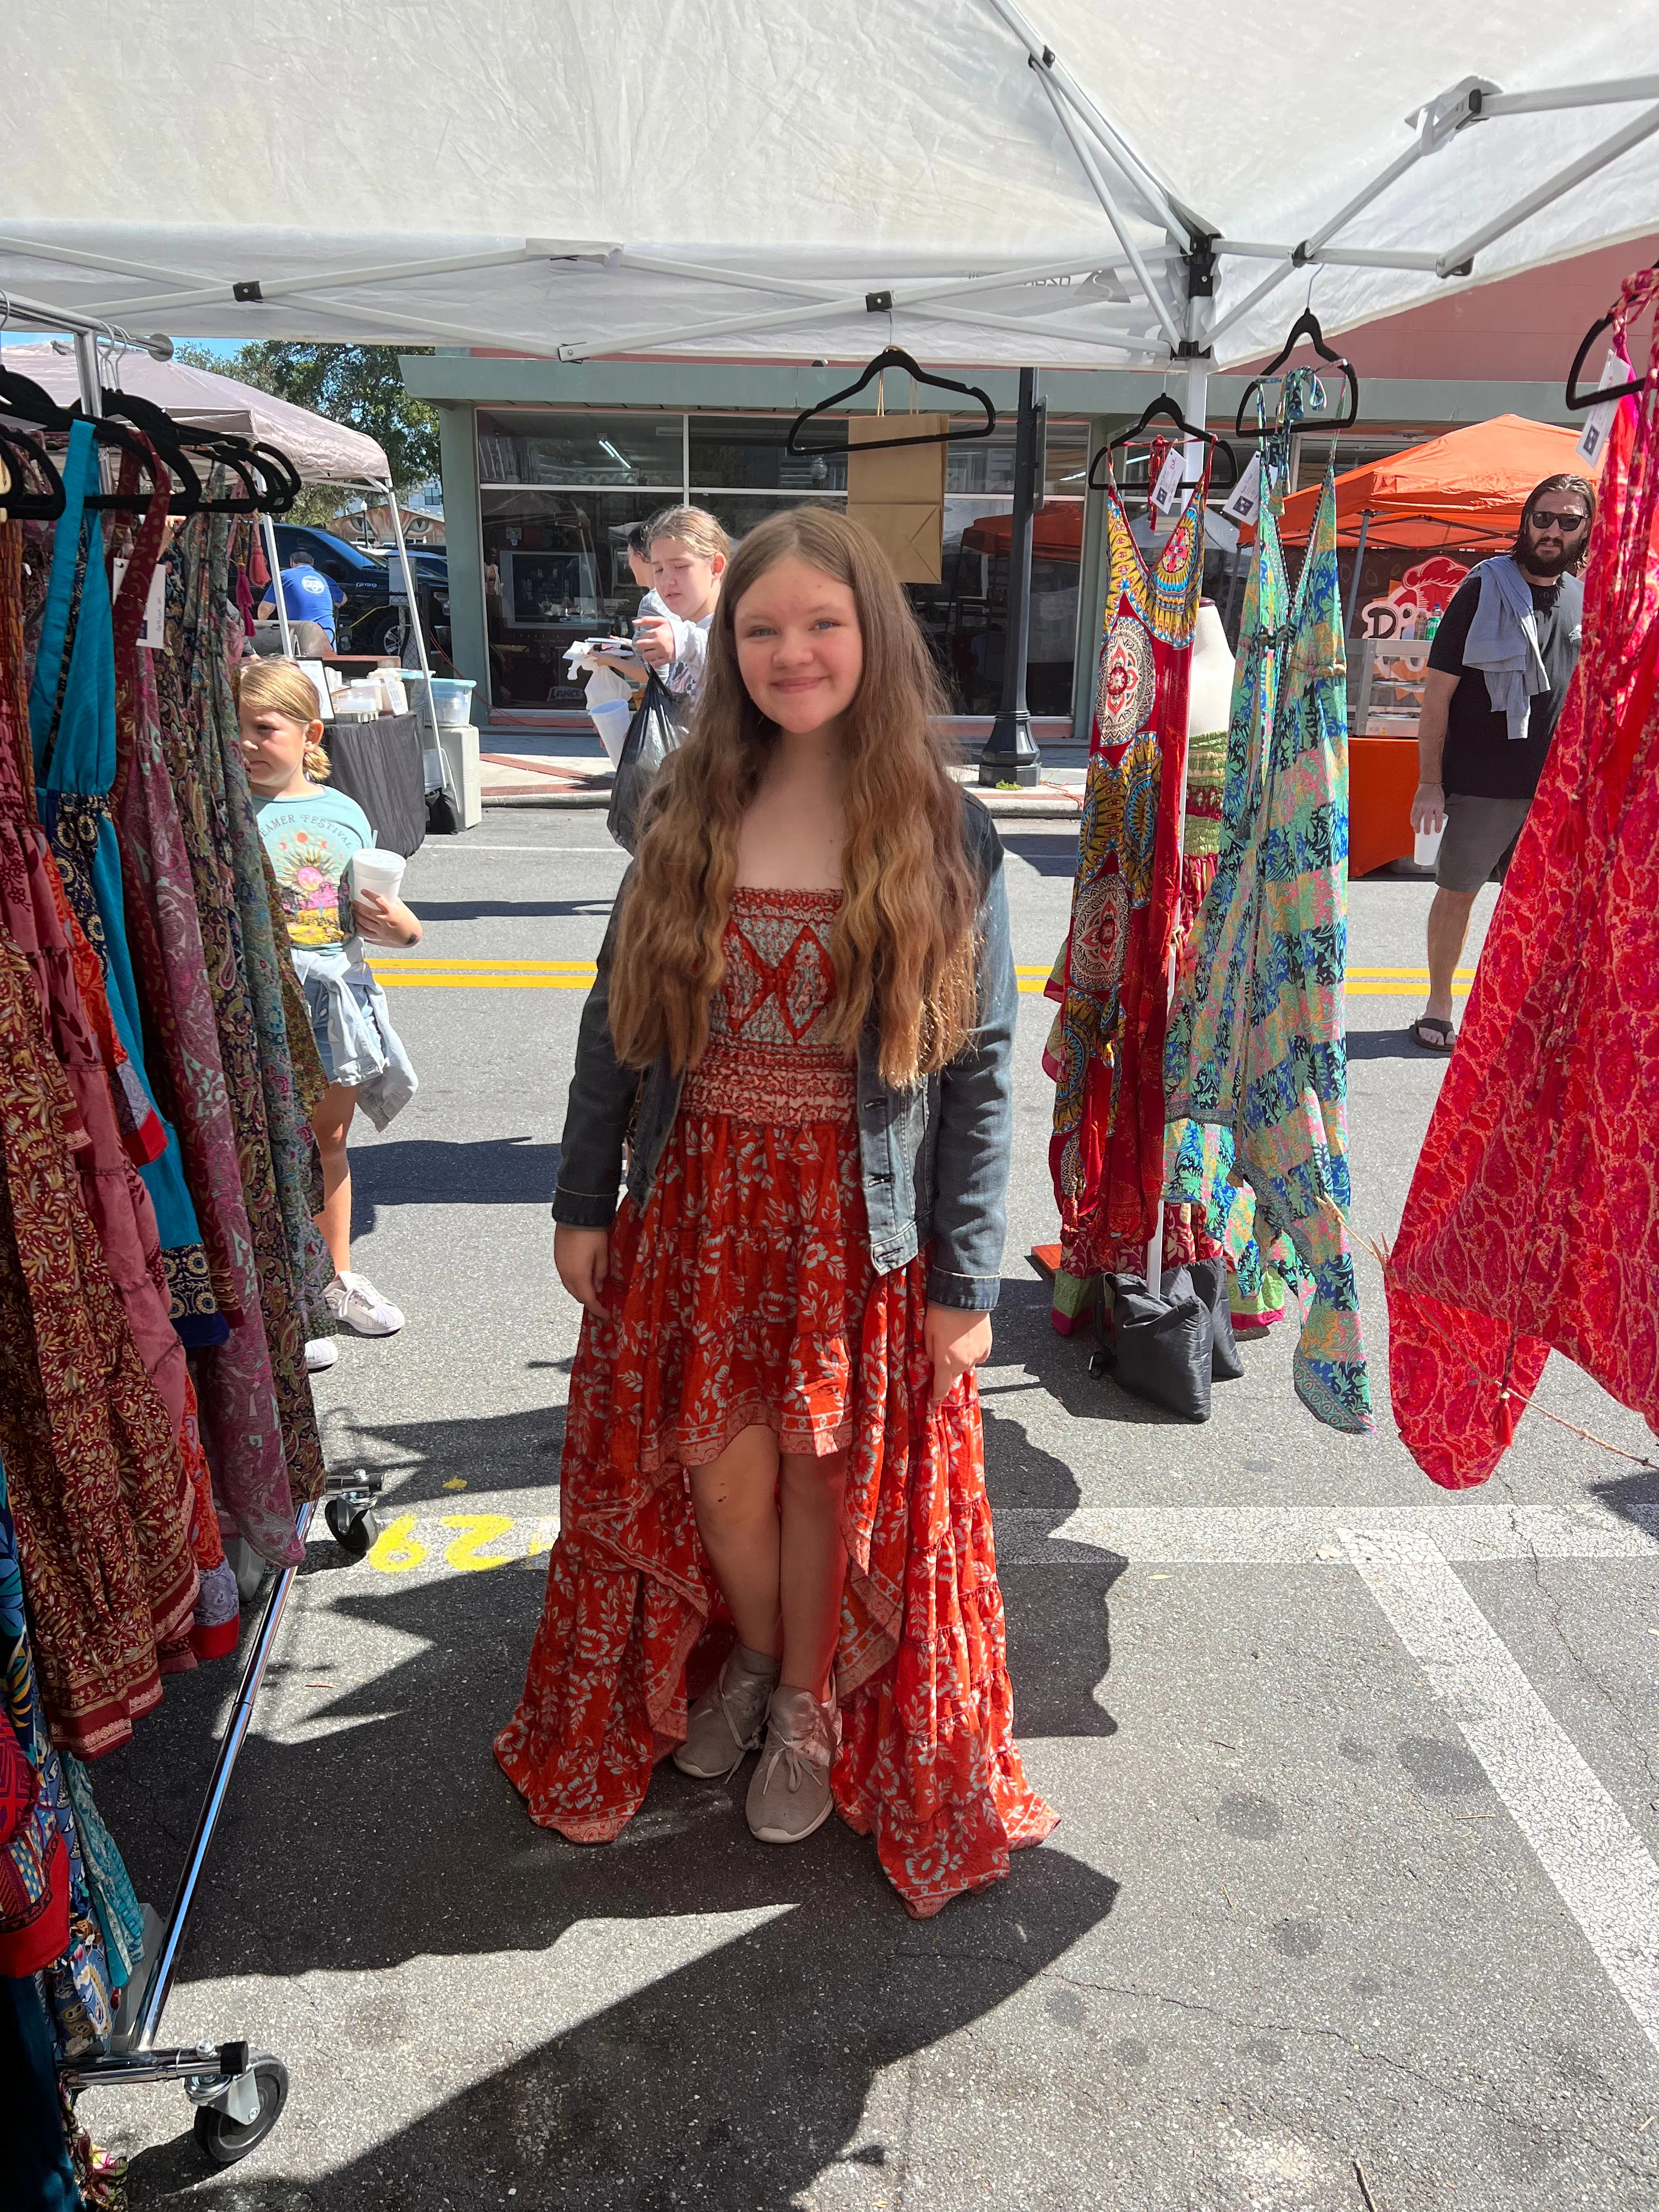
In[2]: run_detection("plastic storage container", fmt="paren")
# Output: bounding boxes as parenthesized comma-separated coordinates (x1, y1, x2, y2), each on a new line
(402, 674, 476, 728)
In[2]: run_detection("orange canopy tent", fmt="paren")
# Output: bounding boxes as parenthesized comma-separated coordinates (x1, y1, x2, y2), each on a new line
(961, 501, 1085, 560)
(1276, 414, 1602, 549)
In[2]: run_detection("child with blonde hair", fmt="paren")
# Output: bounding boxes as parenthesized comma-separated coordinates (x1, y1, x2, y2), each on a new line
(632, 504, 731, 702)
(237, 659, 422, 1366)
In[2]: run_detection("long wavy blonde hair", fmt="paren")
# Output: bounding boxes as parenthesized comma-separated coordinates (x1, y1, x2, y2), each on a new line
(608, 506, 980, 1085)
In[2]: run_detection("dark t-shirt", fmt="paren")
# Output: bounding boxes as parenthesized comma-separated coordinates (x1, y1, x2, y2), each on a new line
(1428, 567, 1585, 799)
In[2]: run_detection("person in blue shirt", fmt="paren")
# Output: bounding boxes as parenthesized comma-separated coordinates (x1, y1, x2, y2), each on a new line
(261, 546, 346, 643)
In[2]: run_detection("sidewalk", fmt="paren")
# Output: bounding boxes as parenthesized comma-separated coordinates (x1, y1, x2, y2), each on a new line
(478, 723, 1088, 819)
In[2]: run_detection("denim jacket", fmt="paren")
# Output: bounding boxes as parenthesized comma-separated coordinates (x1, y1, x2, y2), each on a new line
(552, 794, 1015, 1310)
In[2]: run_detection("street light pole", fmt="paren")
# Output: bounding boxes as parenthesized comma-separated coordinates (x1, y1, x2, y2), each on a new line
(978, 366, 1045, 788)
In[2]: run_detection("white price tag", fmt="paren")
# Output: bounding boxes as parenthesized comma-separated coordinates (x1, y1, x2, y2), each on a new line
(111, 557, 168, 651)
(1149, 447, 1185, 515)
(1576, 346, 1633, 465)
(1221, 452, 1264, 528)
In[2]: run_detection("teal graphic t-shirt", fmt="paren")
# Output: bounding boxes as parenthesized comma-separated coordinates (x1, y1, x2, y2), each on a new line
(253, 785, 375, 947)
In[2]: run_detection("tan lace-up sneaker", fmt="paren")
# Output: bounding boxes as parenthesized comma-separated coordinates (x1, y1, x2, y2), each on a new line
(673, 1645, 781, 1779)
(746, 1685, 840, 1844)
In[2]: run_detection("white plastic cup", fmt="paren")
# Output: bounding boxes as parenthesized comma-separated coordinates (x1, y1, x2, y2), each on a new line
(351, 848, 407, 902)
(1414, 825, 1444, 868)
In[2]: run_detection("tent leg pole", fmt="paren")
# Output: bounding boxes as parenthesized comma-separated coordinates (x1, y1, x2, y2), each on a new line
(261, 512, 295, 657)
(978, 367, 1045, 789)
(385, 483, 441, 788)
(1344, 511, 1372, 636)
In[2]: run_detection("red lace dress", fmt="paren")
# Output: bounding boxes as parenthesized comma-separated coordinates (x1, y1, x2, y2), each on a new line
(496, 886, 1055, 1916)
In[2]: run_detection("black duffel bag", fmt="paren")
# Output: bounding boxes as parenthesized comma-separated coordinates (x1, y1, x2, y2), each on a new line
(607, 673, 687, 854)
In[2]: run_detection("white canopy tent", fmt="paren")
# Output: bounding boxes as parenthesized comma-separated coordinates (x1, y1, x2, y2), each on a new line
(1, 1, 1656, 390)
(0, 345, 389, 482)
(0, 331, 441, 765)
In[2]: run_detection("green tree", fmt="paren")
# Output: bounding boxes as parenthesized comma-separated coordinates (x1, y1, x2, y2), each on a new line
(173, 341, 439, 505)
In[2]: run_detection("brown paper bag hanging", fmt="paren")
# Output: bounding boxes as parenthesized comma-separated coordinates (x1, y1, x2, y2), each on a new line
(846, 413, 949, 503)
(845, 411, 947, 583)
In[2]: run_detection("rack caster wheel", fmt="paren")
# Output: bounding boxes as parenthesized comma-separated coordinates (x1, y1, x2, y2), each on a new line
(192, 2053, 288, 2165)
(325, 1498, 379, 1559)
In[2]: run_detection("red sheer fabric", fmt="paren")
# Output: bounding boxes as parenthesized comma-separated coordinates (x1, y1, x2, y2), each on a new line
(1386, 272, 1659, 1485)
(496, 888, 1054, 1915)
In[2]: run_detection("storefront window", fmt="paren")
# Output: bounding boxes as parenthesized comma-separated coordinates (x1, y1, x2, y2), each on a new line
(689, 415, 848, 493)
(472, 409, 1088, 716)
(481, 489, 667, 710)
(476, 409, 684, 489)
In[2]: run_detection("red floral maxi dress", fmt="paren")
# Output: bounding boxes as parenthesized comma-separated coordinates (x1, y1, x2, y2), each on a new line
(496, 886, 1056, 1916)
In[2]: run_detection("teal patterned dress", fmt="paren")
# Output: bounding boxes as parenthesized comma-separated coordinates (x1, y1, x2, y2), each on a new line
(1163, 460, 1372, 1434)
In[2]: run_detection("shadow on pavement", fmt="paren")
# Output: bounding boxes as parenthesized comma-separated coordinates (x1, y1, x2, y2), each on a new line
(349, 1136, 561, 1229)
(404, 898, 616, 921)
(998, 831, 1081, 878)
(1346, 1028, 1449, 1063)
(106, 1547, 1118, 2210)
(341, 1401, 568, 1502)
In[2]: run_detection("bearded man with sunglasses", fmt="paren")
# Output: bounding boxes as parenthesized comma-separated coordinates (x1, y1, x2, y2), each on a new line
(1408, 473, 1594, 1051)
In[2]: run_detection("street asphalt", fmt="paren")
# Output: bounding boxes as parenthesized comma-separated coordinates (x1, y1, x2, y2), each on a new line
(84, 810, 1659, 2212)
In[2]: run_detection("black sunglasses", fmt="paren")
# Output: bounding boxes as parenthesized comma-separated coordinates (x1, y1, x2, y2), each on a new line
(1527, 506, 1589, 532)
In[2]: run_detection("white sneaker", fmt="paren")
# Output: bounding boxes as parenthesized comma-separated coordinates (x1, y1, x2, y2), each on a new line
(304, 1336, 338, 1373)
(325, 1272, 405, 1338)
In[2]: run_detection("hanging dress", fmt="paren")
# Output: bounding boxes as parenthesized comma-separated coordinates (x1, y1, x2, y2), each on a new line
(154, 505, 324, 1550)
(1386, 270, 1659, 1484)
(497, 887, 1055, 1918)
(27, 420, 224, 1355)
(1049, 460, 1206, 1280)
(1163, 461, 1372, 1434)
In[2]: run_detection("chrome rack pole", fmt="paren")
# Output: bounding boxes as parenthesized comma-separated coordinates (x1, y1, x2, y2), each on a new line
(61, 1500, 315, 2092)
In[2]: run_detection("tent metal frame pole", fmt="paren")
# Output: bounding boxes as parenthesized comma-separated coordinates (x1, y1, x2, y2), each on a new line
(1345, 511, 1373, 636)
(981, 0, 1197, 247)
(261, 511, 296, 657)
(1207, 72, 1659, 353)
(1435, 100, 1659, 275)
(1031, 66, 1184, 351)
(381, 480, 443, 791)
(567, 246, 1181, 362)
(69, 242, 597, 323)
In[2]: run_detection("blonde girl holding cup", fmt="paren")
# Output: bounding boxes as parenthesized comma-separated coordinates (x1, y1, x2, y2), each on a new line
(236, 658, 421, 1363)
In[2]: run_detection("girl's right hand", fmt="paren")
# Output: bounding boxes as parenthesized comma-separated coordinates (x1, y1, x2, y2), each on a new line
(554, 1225, 610, 1319)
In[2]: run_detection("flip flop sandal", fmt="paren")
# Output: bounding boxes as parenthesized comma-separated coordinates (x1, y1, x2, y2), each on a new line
(1412, 1016, 1456, 1051)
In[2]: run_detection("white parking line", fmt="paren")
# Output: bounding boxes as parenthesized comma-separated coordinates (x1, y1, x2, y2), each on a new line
(1344, 1526, 1659, 2058)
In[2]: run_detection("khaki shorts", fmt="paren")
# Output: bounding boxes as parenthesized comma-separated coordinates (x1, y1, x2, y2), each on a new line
(1435, 791, 1532, 895)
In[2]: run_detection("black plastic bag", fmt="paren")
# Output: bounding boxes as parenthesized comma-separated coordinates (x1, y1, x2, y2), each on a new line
(607, 673, 686, 854)
(1091, 1265, 1214, 1422)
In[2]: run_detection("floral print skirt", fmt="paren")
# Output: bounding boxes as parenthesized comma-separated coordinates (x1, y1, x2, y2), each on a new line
(495, 1099, 1056, 1917)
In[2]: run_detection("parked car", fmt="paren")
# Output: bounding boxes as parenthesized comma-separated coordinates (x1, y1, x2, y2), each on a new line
(270, 525, 450, 658)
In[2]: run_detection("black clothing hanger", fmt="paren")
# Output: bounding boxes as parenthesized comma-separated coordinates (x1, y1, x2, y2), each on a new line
(1564, 272, 1656, 408)
(0, 421, 66, 520)
(248, 439, 303, 515)
(1232, 309, 1359, 437)
(786, 345, 996, 457)
(0, 362, 169, 514)
(1090, 394, 1238, 492)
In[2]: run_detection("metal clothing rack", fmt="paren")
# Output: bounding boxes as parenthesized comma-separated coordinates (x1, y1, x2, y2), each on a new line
(4, 301, 396, 2168)
(54, 1470, 380, 2164)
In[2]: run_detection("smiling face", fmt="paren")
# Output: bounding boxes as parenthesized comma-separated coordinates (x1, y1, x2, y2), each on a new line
(650, 536, 725, 621)
(733, 554, 865, 735)
(239, 699, 318, 795)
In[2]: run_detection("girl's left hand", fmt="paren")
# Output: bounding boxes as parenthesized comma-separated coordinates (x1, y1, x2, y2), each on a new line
(923, 1304, 992, 1405)
(353, 890, 421, 946)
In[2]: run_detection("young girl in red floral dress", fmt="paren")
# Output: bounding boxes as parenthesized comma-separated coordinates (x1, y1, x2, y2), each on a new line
(495, 508, 1054, 1916)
